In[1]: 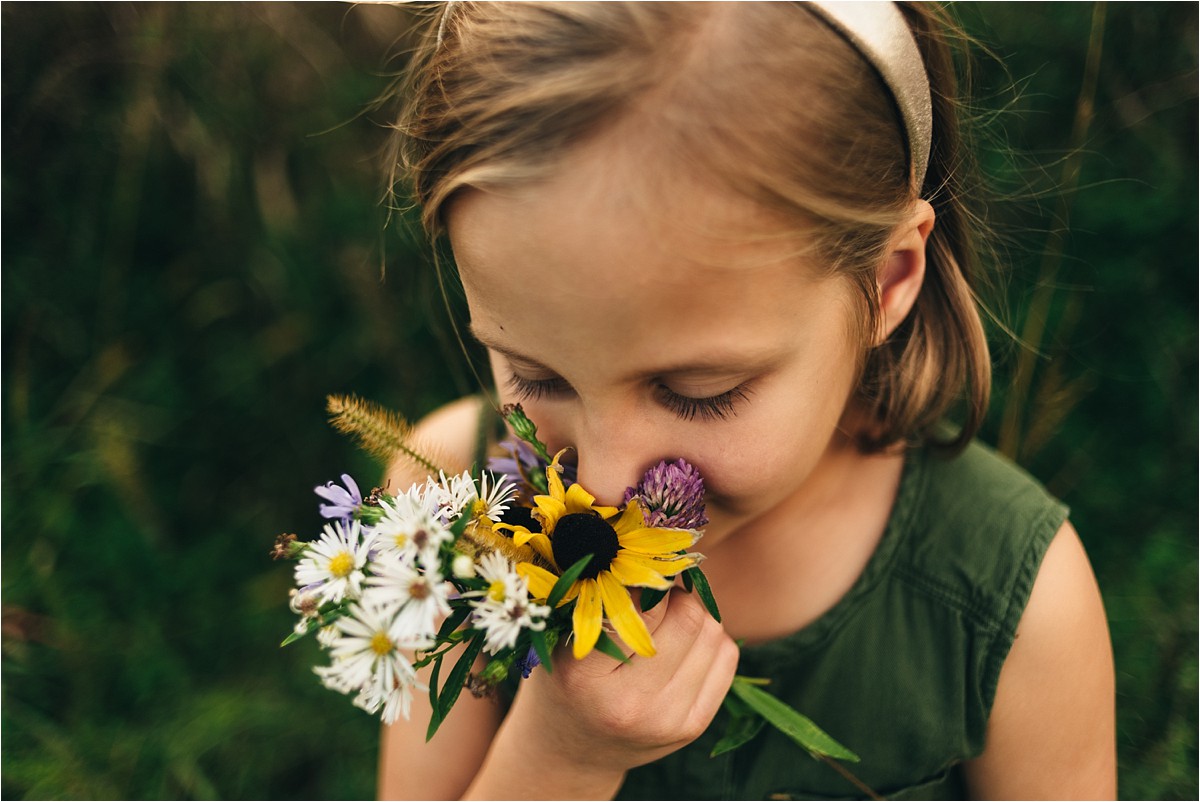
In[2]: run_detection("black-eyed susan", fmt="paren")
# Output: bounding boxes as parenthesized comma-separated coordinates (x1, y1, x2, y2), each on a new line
(506, 451, 699, 659)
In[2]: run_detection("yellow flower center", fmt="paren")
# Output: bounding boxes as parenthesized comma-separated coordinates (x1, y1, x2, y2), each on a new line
(487, 579, 507, 603)
(471, 499, 490, 518)
(370, 631, 393, 656)
(328, 551, 354, 578)
(394, 532, 408, 548)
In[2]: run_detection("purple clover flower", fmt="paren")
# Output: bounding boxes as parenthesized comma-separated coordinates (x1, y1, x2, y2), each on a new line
(624, 458, 709, 530)
(314, 473, 362, 522)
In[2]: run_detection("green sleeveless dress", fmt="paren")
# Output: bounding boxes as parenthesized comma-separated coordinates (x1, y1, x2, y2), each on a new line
(614, 438, 1069, 800)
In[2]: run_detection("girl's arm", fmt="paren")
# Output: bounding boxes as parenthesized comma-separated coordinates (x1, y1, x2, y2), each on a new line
(964, 521, 1117, 799)
(377, 396, 503, 800)
(378, 649, 505, 799)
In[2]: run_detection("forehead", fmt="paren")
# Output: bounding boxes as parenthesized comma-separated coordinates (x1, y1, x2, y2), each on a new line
(450, 127, 820, 279)
(445, 134, 853, 370)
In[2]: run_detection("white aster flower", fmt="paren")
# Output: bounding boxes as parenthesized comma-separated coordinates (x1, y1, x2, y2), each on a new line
(364, 555, 452, 644)
(369, 484, 452, 568)
(468, 551, 550, 654)
(353, 675, 417, 725)
(313, 603, 423, 723)
(434, 470, 516, 523)
(316, 624, 340, 648)
(294, 520, 370, 604)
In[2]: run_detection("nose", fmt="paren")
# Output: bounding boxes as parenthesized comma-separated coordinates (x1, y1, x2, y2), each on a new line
(569, 412, 657, 508)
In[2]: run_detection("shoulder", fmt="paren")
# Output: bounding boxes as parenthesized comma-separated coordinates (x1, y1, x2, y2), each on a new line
(896, 439, 1069, 626)
(385, 395, 489, 490)
(913, 438, 1068, 535)
(963, 519, 1117, 797)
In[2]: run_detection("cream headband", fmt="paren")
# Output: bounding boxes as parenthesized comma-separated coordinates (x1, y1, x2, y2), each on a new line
(436, 1, 932, 192)
(807, 2, 933, 193)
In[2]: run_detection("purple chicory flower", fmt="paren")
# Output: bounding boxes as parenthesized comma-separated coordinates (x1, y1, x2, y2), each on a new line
(315, 473, 362, 522)
(514, 645, 541, 679)
(624, 458, 709, 530)
(487, 438, 576, 497)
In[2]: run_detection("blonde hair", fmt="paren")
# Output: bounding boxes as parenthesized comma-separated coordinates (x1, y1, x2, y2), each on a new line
(390, 2, 991, 452)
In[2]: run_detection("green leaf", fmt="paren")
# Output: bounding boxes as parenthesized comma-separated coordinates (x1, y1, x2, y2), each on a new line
(280, 605, 348, 647)
(722, 690, 753, 718)
(681, 568, 694, 592)
(530, 629, 553, 676)
(429, 633, 485, 738)
(279, 627, 309, 647)
(593, 631, 631, 664)
(710, 713, 765, 757)
(685, 566, 721, 622)
(547, 555, 592, 608)
(450, 511, 470, 538)
(729, 678, 859, 762)
(424, 658, 442, 742)
(639, 586, 668, 612)
(436, 606, 471, 642)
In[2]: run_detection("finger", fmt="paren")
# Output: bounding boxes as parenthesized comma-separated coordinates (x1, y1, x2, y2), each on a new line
(674, 630, 740, 739)
(632, 585, 673, 635)
(645, 587, 711, 655)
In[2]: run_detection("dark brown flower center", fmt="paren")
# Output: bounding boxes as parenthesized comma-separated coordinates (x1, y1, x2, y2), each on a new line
(499, 505, 541, 534)
(552, 512, 619, 579)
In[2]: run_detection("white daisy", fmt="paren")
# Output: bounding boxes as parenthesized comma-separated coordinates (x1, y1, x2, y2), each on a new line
(316, 624, 340, 649)
(368, 484, 453, 568)
(313, 603, 422, 717)
(294, 520, 370, 604)
(433, 470, 516, 523)
(353, 674, 418, 725)
(468, 552, 550, 654)
(363, 555, 452, 644)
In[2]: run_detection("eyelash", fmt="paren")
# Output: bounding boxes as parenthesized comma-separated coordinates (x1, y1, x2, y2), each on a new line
(504, 373, 750, 422)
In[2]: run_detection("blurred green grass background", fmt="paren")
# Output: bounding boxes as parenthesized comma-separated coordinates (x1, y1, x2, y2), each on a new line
(2, 3, 1195, 799)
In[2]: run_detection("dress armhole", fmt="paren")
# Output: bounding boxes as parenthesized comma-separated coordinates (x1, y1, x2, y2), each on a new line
(980, 499, 1070, 713)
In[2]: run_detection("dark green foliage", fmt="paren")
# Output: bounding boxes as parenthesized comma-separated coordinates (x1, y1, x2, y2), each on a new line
(2, 3, 1195, 799)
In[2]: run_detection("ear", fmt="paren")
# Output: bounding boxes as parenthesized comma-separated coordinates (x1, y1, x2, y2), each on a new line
(876, 199, 935, 344)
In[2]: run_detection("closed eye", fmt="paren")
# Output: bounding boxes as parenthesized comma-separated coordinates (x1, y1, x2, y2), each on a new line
(505, 372, 572, 401)
(504, 366, 752, 422)
(655, 383, 751, 422)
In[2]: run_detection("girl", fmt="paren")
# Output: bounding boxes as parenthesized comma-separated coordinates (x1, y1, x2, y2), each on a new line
(377, 3, 1115, 799)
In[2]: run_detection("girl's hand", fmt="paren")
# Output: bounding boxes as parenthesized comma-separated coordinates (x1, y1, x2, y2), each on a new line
(465, 587, 739, 800)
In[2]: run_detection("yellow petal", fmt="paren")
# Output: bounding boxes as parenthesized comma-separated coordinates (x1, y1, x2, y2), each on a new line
(615, 549, 696, 577)
(512, 530, 556, 564)
(532, 496, 566, 533)
(558, 580, 581, 605)
(572, 578, 603, 659)
(547, 449, 571, 502)
(517, 562, 559, 600)
(597, 571, 656, 657)
(617, 526, 699, 555)
(608, 553, 674, 589)
(609, 500, 648, 535)
(562, 482, 599, 516)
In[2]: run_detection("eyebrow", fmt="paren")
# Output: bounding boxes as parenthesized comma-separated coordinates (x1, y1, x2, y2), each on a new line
(468, 321, 786, 378)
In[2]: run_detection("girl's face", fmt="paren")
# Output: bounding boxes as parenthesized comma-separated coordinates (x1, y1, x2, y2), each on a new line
(447, 137, 865, 544)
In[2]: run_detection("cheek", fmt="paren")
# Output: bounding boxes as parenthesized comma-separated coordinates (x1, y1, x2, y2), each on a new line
(687, 363, 859, 515)
(688, 422, 828, 517)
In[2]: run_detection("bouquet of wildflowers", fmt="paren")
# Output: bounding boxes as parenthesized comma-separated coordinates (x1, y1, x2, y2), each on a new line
(275, 395, 865, 781)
